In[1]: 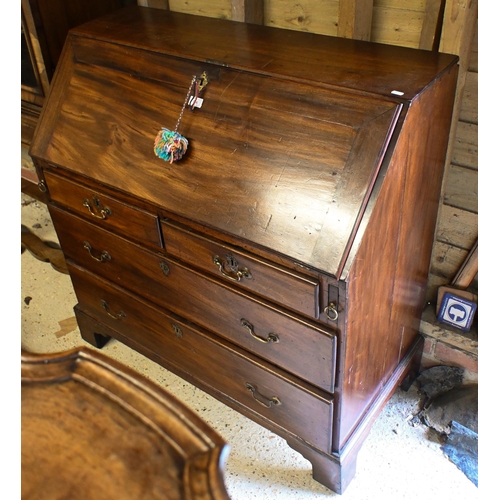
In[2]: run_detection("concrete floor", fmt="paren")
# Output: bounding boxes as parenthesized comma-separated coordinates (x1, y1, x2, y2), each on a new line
(20, 193, 479, 500)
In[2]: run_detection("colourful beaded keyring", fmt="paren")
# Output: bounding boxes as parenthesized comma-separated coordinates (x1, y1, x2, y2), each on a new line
(154, 73, 208, 164)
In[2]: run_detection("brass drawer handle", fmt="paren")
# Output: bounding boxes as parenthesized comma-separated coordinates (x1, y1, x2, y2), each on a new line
(240, 319, 279, 344)
(83, 196, 112, 220)
(83, 241, 111, 262)
(213, 255, 252, 282)
(324, 302, 339, 321)
(245, 383, 281, 408)
(100, 299, 125, 320)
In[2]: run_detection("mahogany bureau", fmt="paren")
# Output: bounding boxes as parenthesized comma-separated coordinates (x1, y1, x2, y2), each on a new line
(29, 5, 458, 494)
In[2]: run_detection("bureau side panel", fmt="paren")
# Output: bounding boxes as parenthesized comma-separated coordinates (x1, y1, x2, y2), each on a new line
(337, 65, 458, 449)
(386, 66, 458, 368)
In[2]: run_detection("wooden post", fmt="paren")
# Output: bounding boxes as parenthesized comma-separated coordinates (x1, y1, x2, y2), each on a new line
(21, 0, 51, 97)
(419, 0, 447, 50)
(427, 0, 478, 303)
(231, 0, 264, 24)
(338, 0, 373, 40)
(451, 240, 478, 289)
(137, 0, 170, 10)
(437, 0, 478, 225)
(439, 0, 478, 145)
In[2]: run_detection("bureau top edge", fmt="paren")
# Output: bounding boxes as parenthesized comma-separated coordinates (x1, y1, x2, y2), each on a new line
(70, 5, 458, 102)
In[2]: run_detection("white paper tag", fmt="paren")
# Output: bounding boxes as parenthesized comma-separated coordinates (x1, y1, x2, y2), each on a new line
(391, 90, 404, 96)
(188, 96, 204, 108)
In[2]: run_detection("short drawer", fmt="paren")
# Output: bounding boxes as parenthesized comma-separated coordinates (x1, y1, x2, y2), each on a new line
(161, 218, 319, 318)
(44, 170, 162, 249)
(68, 263, 334, 454)
(51, 207, 336, 392)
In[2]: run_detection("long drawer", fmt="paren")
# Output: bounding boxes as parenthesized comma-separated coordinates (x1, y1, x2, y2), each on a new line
(161, 218, 320, 318)
(44, 170, 162, 249)
(50, 206, 336, 392)
(68, 263, 334, 454)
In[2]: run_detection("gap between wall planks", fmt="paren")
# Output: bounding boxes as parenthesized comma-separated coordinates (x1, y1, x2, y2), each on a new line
(137, 0, 478, 302)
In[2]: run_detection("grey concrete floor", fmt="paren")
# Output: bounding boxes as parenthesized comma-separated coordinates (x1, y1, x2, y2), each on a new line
(20, 193, 480, 499)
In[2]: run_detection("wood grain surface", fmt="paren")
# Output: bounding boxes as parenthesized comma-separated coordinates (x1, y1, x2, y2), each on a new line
(29, 6, 459, 493)
(21, 347, 230, 500)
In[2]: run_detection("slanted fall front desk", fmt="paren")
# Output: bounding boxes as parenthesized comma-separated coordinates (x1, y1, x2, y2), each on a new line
(30, 5, 458, 494)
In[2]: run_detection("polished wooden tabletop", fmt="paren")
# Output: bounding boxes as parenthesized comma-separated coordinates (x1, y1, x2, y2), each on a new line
(21, 347, 230, 500)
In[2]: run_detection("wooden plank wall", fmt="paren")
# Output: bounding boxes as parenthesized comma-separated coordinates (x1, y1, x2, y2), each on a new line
(429, 4, 478, 301)
(137, 0, 478, 303)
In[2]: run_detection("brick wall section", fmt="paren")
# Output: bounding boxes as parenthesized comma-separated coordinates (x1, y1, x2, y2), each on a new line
(421, 337, 478, 374)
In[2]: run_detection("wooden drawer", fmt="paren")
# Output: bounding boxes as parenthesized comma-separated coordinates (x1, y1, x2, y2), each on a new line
(68, 263, 334, 454)
(51, 207, 336, 392)
(161, 219, 320, 318)
(44, 170, 162, 249)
